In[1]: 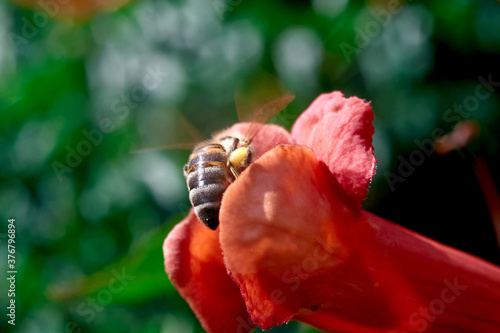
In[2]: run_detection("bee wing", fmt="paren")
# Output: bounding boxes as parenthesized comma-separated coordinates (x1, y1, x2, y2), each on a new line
(131, 108, 206, 154)
(234, 71, 295, 141)
(242, 94, 295, 142)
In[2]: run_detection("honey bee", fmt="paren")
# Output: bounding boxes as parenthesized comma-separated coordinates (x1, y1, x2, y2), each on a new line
(184, 94, 294, 230)
(132, 73, 294, 229)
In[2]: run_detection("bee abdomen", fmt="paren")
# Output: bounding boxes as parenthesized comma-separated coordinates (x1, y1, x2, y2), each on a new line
(188, 178, 228, 230)
(189, 181, 226, 205)
(190, 182, 226, 230)
(186, 144, 231, 229)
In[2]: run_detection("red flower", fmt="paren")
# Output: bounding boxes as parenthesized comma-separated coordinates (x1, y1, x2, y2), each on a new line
(163, 92, 500, 332)
(12, 0, 131, 20)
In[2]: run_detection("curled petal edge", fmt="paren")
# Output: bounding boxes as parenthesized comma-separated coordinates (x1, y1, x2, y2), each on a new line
(291, 91, 376, 209)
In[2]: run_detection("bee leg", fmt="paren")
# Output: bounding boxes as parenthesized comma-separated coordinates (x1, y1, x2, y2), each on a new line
(229, 166, 240, 179)
(245, 148, 252, 166)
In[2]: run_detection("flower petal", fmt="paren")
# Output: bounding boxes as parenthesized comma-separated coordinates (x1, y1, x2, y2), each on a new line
(13, 0, 130, 20)
(291, 91, 376, 209)
(163, 211, 254, 333)
(215, 122, 294, 158)
(220, 144, 376, 329)
(219, 145, 500, 332)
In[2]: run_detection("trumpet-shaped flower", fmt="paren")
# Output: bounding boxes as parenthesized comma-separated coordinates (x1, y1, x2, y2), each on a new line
(163, 92, 500, 333)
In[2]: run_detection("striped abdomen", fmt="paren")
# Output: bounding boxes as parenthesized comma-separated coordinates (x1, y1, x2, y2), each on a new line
(185, 143, 232, 230)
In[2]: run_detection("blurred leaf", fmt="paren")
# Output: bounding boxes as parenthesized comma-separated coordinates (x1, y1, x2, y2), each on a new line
(46, 214, 182, 305)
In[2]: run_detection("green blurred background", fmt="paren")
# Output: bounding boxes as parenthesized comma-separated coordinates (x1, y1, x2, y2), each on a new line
(1, 0, 500, 332)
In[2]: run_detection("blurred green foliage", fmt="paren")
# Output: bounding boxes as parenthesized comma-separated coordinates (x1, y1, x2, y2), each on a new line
(1, 0, 499, 332)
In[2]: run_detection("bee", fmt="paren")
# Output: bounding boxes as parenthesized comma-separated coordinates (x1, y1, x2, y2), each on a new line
(183, 135, 252, 229)
(184, 94, 294, 230)
(132, 73, 294, 230)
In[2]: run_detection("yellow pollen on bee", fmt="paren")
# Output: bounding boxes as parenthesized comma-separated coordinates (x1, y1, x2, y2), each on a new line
(229, 147, 249, 167)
